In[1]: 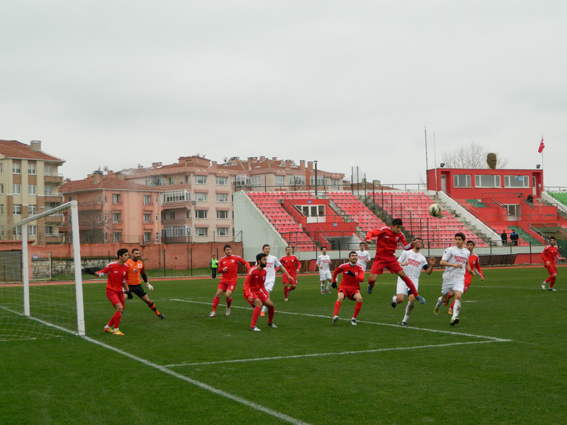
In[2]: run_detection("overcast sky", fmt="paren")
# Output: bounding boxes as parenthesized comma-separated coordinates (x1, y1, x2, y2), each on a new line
(1, 1, 566, 187)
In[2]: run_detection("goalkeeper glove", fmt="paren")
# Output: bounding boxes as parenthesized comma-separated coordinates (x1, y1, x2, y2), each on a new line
(331, 280, 337, 289)
(123, 290, 133, 299)
(146, 282, 154, 291)
(346, 270, 355, 277)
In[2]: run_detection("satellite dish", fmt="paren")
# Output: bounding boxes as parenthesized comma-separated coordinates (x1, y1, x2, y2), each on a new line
(103, 166, 110, 172)
(223, 157, 228, 162)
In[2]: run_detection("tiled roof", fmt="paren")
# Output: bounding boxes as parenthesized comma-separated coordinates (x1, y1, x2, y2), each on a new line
(0, 140, 64, 162)
(60, 175, 161, 193)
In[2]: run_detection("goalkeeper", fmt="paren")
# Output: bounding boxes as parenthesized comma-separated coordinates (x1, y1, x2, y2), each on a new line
(124, 248, 165, 319)
(330, 251, 365, 326)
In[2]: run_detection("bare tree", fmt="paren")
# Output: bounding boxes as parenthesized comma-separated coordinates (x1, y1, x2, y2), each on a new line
(79, 202, 111, 243)
(441, 142, 509, 169)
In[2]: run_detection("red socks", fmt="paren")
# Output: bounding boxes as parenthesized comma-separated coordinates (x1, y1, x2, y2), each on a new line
(212, 296, 220, 312)
(334, 300, 341, 316)
(368, 278, 376, 287)
(401, 275, 419, 297)
(550, 277, 556, 288)
(251, 307, 261, 327)
(226, 297, 232, 308)
(108, 311, 122, 328)
(268, 306, 274, 323)
(353, 302, 362, 318)
(284, 287, 289, 298)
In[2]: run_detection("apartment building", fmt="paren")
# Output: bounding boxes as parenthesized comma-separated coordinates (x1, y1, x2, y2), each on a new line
(59, 171, 162, 244)
(220, 157, 344, 191)
(122, 156, 234, 243)
(0, 140, 65, 243)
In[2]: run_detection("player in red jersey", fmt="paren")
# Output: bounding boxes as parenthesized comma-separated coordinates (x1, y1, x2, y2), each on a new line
(125, 248, 165, 319)
(447, 240, 484, 314)
(243, 252, 277, 331)
(84, 248, 130, 336)
(210, 244, 250, 317)
(541, 236, 565, 291)
(331, 251, 365, 325)
(365, 218, 425, 304)
(280, 246, 301, 301)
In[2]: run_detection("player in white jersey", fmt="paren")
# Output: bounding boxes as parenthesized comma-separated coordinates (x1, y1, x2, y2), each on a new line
(434, 233, 471, 326)
(355, 242, 371, 272)
(258, 244, 293, 315)
(390, 238, 435, 326)
(316, 246, 333, 294)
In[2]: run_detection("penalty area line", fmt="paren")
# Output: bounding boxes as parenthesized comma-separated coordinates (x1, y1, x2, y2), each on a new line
(164, 340, 502, 368)
(171, 298, 511, 343)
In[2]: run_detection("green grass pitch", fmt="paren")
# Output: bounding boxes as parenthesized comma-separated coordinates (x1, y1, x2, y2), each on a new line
(2, 267, 567, 425)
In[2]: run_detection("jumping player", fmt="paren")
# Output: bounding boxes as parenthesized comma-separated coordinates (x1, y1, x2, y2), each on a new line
(331, 251, 365, 325)
(126, 248, 165, 319)
(85, 248, 130, 336)
(447, 240, 483, 314)
(390, 238, 435, 326)
(210, 244, 250, 317)
(259, 244, 293, 316)
(434, 233, 472, 326)
(280, 246, 301, 301)
(244, 252, 277, 331)
(317, 246, 333, 294)
(365, 219, 425, 304)
(541, 236, 565, 291)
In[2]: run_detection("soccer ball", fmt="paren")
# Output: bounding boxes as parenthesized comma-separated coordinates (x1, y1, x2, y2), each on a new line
(428, 203, 442, 217)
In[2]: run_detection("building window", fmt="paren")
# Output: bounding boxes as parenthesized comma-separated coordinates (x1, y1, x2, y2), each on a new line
(162, 226, 191, 237)
(475, 175, 501, 188)
(143, 213, 151, 223)
(169, 177, 175, 185)
(195, 175, 207, 185)
(157, 177, 166, 186)
(113, 232, 121, 242)
(145, 179, 152, 186)
(331, 179, 340, 189)
(105, 232, 108, 242)
(0, 184, 3, 194)
(45, 225, 54, 236)
(216, 193, 228, 203)
(155, 214, 159, 222)
(44, 186, 53, 196)
(13, 204, 22, 215)
(155, 195, 159, 203)
(195, 227, 208, 237)
(186, 210, 190, 219)
(29, 205, 37, 215)
(276, 175, 285, 186)
(12, 162, 21, 174)
(195, 210, 207, 219)
(144, 232, 151, 243)
(216, 176, 228, 186)
(104, 213, 108, 222)
(113, 213, 121, 223)
(143, 195, 151, 205)
(112, 194, 121, 204)
(217, 210, 229, 219)
(28, 184, 36, 195)
(195, 192, 207, 202)
(29, 225, 37, 237)
(168, 211, 175, 220)
(217, 227, 229, 237)
(289, 175, 305, 185)
(0, 204, 4, 215)
(68, 196, 74, 201)
(252, 176, 261, 187)
(162, 190, 190, 203)
(185, 175, 189, 183)
(28, 164, 36, 175)
(310, 176, 327, 186)
(504, 175, 530, 188)
(45, 166, 53, 176)
(453, 175, 471, 188)
(98, 194, 101, 204)
(155, 233, 159, 242)
(0, 163, 3, 174)
(234, 175, 250, 187)
(13, 227, 22, 239)
(13, 184, 21, 194)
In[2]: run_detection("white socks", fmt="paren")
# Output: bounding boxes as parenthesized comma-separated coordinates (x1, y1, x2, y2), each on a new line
(403, 302, 414, 323)
(452, 299, 461, 319)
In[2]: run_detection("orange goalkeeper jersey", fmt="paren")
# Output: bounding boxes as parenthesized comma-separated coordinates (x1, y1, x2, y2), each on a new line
(125, 259, 146, 286)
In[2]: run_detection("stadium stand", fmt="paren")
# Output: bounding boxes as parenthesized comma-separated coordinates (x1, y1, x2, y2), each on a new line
(328, 192, 386, 232)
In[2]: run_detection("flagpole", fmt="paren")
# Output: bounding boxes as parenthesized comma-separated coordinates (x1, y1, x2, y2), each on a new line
(541, 134, 544, 170)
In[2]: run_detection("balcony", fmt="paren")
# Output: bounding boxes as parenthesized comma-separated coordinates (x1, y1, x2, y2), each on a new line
(161, 218, 191, 226)
(43, 194, 64, 203)
(44, 175, 63, 183)
(45, 235, 65, 244)
(45, 214, 65, 224)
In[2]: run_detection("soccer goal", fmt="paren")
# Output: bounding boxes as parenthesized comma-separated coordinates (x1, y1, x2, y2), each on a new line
(0, 201, 84, 341)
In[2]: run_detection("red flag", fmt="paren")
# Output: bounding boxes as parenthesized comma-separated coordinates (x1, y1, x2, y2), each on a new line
(538, 138, 545, 153)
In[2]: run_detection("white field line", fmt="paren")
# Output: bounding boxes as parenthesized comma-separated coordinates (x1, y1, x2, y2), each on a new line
(164, 340, 500, 368)
(1, 306, 311, 424)
(171, 299, 511, 342)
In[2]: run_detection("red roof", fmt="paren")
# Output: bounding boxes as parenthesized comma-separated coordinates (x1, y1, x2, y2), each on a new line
(60, 174, 162, 193)
(0, 140, 64, 162)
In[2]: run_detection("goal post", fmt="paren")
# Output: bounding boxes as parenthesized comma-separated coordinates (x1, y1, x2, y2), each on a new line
(0, 200, 85, 340)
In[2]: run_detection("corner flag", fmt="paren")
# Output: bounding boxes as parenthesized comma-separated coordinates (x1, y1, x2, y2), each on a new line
(538, 138, 545, 153)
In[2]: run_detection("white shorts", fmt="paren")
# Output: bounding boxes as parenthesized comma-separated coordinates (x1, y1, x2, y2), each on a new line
(442, 278, 465, 295)
(264, 280, 275, 293)
(319, 270, 332, 281)
(396, 277, 419, 295)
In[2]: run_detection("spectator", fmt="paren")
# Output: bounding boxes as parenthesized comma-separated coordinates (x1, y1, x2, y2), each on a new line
(510, 231, 519, 246)
(210, 255, 219, 278)
(501, 231, 508, 245)
(527, 194, 534, 204)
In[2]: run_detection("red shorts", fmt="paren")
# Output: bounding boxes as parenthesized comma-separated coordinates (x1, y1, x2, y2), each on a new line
(463, 282, 471, 293)
(545, 264, 557, 276)
(106, 288, 124, 308)
(244, 287, 269, 306)
(370, 255, 403, 275)
(283, 274, 296, 284)
(464, 274, 472, 285)
(339, 287, 360, 300)
(218, 281, 237, 293)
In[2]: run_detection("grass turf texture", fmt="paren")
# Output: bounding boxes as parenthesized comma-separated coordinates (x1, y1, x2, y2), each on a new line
(2, 267, 567, 424)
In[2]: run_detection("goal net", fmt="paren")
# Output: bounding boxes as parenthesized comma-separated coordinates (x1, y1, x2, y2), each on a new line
(0, 201, 84, 341)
